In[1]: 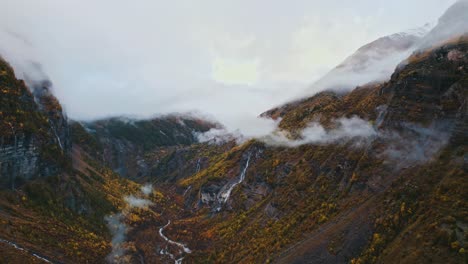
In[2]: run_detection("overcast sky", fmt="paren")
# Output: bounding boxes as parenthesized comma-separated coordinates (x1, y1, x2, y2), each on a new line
(0, 0, 457, 131)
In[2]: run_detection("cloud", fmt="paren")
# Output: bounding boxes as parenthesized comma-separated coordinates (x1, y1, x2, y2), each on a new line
(141, 184, 153, 196)
(124, 196, 153, 209)
(418, 0, 468, 50)
(0, 0, 455, 125)
(195, 115, 280, 144)
(309, 34, 422, 93)
(260, 116, 377, 147)
(0, 1, 460, 157)
(105, 213, 127, 263)
(211, 57, 260, 85)
(196, 115, 377, 147)
(379, 122, 451, 168)
(0, 31, 51, 88)
(195, 128, 239, 145)
(105, 183, 154, 263)
(196, 114, 449, 170)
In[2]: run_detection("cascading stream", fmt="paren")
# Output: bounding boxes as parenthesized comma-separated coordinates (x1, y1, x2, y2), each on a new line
(195, 158, 201, 173)
(216, 152, 252, 210)
(49, 120, 64, 151)
(158, 220, 192, 264)
(182, 185, 192, 197)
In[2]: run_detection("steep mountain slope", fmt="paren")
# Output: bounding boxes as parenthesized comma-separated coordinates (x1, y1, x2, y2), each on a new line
(88, 37, 467, 264)
(74, 116, 219, 179)
(309, 25, 430, 93)
(262, 25, 432, 127)
(130, 39, 466, 264)
(271, 39, 468, 264)
(62, 17, 468, 264)
(0, 57, 144, 263)
(0, 57, 68, 189)
(418, 0, 468, 49)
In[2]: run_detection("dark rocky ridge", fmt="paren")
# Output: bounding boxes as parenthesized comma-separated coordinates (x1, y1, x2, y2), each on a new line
(73, 115, 219, 179)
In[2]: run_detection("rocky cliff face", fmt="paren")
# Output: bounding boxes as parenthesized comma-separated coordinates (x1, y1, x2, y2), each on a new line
(32, 81, 71, 153)
(0, 56, 145, 263)
(0, 58, 68, 188)
(0, 135, 39, 188)
(382, 40, 467, 129)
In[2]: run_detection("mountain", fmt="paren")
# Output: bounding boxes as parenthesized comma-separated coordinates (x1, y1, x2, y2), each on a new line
(0, 2, 467, 264)
(73, 115, 219, 179)
(0, 57, 143, 263)
(304, 24, 432, 95)
(72, 31, 466, 264)
(0, 57, 69, 188)
(263, 24, 433, 122)
(418, 0, 468, 50)
(171, 37, 466, 264)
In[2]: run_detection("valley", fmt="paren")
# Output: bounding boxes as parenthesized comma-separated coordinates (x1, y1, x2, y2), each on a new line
(0, 2, 467, 263)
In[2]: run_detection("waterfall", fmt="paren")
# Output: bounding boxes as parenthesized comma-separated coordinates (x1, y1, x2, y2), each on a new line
(195, 158, 201, 173)
(183, 185, 192, 197)
(216, 152, 252, 209)
(51, 126, 64, 151)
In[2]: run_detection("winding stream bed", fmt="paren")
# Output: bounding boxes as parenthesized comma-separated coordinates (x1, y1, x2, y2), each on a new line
(158, 220, 192, 264)
(0, 238, 54, 263)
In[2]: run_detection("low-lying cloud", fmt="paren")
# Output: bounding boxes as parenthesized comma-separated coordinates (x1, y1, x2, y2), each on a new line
(379, 122, 451, 168)
(124, 196, 153, 209)
(141, 184, 153, 196)
(197, 114, 451, 169)
(195, 114, 279, 144)
(105, 213, 127, 263)
(106, 183, 154, 263)
(261, 116, 377, 147)
(197, 116, 377, 147)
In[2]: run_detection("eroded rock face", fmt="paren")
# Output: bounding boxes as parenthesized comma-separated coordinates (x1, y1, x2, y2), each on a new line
(0, 135, 39, 187)
(382, 43, 467, 128)
(0, 58, 67, 188)
(32, 80, 71, 153)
